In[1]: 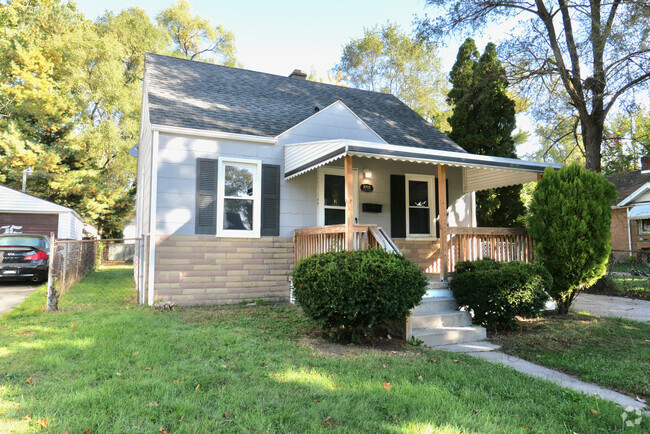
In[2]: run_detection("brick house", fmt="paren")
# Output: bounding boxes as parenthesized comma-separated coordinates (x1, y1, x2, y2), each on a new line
(134, 53, 558, 344)
(607, 156, 650, 257)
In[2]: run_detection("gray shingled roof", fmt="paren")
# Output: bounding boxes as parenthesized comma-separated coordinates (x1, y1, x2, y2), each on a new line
(607, 170, 650, 204)
(145, 53, 465, 153)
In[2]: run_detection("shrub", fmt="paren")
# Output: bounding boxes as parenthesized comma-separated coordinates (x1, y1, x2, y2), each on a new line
(292, 249, 428, 342)
(527, 163, 617, 314)
(451, 259, 552, 331)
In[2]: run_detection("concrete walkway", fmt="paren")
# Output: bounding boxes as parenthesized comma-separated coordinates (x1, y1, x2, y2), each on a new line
(0, 282, 40, 317)
(573, 293, 650, 323)
(470, 351, 648, 414)
(433, 341, 648, 414)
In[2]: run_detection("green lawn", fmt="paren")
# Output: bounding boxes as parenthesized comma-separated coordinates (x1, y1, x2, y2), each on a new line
(1, 267, 648, 432)
(490, 312, 650, 401)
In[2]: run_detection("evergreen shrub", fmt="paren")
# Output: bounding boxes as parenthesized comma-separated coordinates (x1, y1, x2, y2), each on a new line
(527, 163, 618, 314)
(292, 249, 427, 342)
(451, 259, 551, 331)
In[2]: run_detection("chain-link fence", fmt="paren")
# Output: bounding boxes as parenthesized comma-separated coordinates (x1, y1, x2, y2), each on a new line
(47, 237, 144, 311)
(588, 249, 650, 299)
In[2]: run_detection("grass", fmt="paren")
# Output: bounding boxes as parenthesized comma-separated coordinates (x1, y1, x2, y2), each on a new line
(490, 312, 650, 401)
(57, 264, 137, 311)
(0, 267, 648, 432)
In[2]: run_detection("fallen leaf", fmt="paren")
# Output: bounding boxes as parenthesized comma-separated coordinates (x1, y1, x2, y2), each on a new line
(115, 372, 121, 376)
(70, 323, 77, 328)
(524, 424, 531, 429)
(329, 374, 334, 378)
(14, 404, 20, 408)
(173, 380, 179, 384)
(391, 351, 397, 354)
(26, 377, 33, 384)
(178, 416, 183, 423)
(37, 418, 47, 428)
(195, 384, 200, 391)
(132, 351, 139, 356)
(159, 428, 170, 433)
(146, 402, 158, 407)
(223, 411, 229, 418)
(145, 367, 152, 371)
(313, 400, 320, 403)
(382, 364, 387, 368)
(474, 408, 481, 413)
(322, 416, 332, 427)
(221, 364, 227, 368)
(417, 375, 424, 381)
(83, 428, 92, 434)
(382, 382, 391, 391)
(454, 360, 461, 363)
(387, 334, 392, 340)
(24, 415, 31, 422)
(636, 396, 647, 404)
(590, 409, 599, 415)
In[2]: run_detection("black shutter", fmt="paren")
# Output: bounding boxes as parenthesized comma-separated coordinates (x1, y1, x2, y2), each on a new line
(261, 164, 281, 236)
(390, 175, 406, 238)
(195, 158, 218, 235)
(434, 178, 449, 238)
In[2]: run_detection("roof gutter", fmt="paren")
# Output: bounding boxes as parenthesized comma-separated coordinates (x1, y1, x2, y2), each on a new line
(151, 124, 277, 144)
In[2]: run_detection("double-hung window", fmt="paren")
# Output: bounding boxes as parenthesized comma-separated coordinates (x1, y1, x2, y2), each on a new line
(217, 158, 262, 237)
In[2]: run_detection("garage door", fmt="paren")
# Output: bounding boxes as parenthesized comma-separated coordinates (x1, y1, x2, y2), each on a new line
(0, 213, 59, 238)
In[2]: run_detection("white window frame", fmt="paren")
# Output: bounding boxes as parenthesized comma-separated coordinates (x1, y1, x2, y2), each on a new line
(217, 157, 262, 238)
(317, 167, 359, 226)
(405, 173, 436, 239)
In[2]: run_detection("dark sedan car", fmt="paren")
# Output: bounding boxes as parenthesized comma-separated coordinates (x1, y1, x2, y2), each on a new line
(0, 234, 50, 282)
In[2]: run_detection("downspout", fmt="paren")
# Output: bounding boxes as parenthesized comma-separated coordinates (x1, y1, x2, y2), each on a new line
(627, 207, 632, 252)
(147, 131, 159, 306)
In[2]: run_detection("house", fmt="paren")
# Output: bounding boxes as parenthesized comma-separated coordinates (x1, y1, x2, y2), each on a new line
(0, 184, 95, 240)
(135, 53, 557, 313)
(607, 157, 650, 258)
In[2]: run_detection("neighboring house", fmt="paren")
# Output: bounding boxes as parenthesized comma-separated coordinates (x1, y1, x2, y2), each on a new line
(607, 156, 650, 256)
(0, 184, 94, 240)
(135, 53, 557, 308)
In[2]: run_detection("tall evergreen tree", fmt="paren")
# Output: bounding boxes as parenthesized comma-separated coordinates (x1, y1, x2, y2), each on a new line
(448, 38, 525, 227)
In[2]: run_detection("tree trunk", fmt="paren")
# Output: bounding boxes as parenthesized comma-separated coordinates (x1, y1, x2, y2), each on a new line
(582, 117, 603, 172)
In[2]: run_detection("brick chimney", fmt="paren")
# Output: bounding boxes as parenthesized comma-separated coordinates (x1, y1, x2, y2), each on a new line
(642, 156, 650, 171)
(288, 69, 307, 80)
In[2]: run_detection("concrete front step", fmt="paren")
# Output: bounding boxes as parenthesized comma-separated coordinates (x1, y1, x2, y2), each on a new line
(412, 297, 458, 315)
(427, 280, 450, 289)
(431, 341, 501, 353)
(411, 326, 487, 347)
(424, 288, 454, 298)
(411, 311, 472, 329)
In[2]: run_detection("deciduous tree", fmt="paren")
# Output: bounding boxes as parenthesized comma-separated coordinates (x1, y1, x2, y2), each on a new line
(333, 23, 449, 130)
(418, 0, 650, 172)
(156, 0, 237, 66)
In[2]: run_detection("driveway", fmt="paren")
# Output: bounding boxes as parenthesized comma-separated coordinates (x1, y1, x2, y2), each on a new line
(572, 293, 650, 323)
(0, 281, 41, 316)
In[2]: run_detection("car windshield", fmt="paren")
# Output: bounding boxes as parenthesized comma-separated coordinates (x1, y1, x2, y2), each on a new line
(0, 236, 46, 249)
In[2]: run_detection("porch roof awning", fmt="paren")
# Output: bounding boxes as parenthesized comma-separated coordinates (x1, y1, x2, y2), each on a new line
(284, 139, 560, 193)
(628, 204, 650, 220)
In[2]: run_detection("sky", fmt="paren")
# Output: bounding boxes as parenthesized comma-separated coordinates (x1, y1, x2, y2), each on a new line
(73, 0, 535, 154)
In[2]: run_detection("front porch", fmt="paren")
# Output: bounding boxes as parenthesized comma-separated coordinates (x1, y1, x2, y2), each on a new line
(286, 139, 554, 278)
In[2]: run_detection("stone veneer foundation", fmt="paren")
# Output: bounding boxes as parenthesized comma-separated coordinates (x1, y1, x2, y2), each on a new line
(154, 235, 294, 305)
(393, 239, 442, 274)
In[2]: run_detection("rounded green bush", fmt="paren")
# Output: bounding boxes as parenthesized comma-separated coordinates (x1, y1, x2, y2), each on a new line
(451, 259, 552, 331)
(292, 249, 428, 341)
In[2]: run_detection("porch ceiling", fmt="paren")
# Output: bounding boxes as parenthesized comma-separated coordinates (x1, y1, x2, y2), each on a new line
(284, 139, 560, 193)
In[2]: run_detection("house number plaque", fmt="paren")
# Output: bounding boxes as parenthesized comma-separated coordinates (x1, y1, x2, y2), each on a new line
(360, 184, 373, 192)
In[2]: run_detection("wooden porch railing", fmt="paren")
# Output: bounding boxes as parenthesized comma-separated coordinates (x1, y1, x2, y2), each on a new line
(294, 224, 401, 263)
(447, 227, 535, 273)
